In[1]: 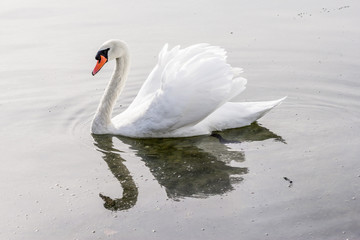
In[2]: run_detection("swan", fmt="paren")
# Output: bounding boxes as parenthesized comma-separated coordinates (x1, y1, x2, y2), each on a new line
(91, 39, 285, 138)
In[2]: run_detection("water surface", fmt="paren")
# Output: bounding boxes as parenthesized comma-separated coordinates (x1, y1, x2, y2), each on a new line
(1, 0, 360, 239)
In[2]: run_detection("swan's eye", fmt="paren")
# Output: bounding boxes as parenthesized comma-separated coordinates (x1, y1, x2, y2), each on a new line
(95, 48, 110, 62)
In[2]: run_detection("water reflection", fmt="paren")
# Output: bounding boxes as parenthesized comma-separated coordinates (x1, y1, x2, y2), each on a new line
(92, 123, 284, 211)
(93, 134, 138, 211)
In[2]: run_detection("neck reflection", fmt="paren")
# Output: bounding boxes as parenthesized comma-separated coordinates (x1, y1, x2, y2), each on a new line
(92, 134, 138, 211)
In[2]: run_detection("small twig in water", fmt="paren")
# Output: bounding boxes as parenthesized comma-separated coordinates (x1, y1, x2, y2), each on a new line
(283, 177, 293, 187)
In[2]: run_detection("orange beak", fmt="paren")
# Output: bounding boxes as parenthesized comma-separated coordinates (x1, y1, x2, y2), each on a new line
(92, 55, 108, 76)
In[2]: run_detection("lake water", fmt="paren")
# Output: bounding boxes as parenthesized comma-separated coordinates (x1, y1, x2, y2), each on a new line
(1, 0, 360, 239)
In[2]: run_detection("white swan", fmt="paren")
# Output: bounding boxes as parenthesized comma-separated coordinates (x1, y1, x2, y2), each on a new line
(91, 39, 285, 138)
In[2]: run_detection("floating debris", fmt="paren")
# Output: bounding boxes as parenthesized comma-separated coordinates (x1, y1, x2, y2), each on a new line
(283, 177, 293, 183)
(283, 177, 293, 187)
(338, 6, 350, 10)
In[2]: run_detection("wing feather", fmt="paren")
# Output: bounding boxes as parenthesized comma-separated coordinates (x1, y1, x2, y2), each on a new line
(197, 97, 287, 132)
(120, 44, 246, 133)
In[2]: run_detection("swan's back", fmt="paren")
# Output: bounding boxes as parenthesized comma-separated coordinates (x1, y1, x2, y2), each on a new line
(112, 44, 248, 137)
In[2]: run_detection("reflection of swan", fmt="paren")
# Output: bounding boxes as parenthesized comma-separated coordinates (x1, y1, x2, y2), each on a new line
(91, 39, 286, 137)
(92, 123, 284, 210)
(92, 134, 138, 211)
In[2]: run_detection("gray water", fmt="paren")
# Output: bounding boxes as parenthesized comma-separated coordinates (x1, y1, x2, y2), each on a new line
(1, 0, 360, 239)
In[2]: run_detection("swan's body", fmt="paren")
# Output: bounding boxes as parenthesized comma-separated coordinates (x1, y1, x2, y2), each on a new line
(91, 40, 285, 138)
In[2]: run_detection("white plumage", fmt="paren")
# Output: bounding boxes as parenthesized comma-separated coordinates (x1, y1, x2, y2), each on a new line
(91, 40, 285, 138)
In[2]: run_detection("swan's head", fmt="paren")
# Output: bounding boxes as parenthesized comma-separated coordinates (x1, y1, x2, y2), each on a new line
(92, 39, 128, 76)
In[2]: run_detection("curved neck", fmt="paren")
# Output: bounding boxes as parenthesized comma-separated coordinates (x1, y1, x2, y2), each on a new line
(92, 52, 130, 133)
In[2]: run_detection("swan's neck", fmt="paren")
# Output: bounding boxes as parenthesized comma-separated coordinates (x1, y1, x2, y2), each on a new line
(92, 52, 130, 133)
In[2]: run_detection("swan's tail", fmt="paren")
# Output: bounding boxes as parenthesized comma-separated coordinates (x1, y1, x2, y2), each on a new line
(200, 97, 286, 131)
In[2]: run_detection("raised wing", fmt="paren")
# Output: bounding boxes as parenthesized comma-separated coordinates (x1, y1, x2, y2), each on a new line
(116, 44, 247, 134)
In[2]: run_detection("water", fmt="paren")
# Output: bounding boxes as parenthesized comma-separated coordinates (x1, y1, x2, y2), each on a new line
(1, 0, 360, 239)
